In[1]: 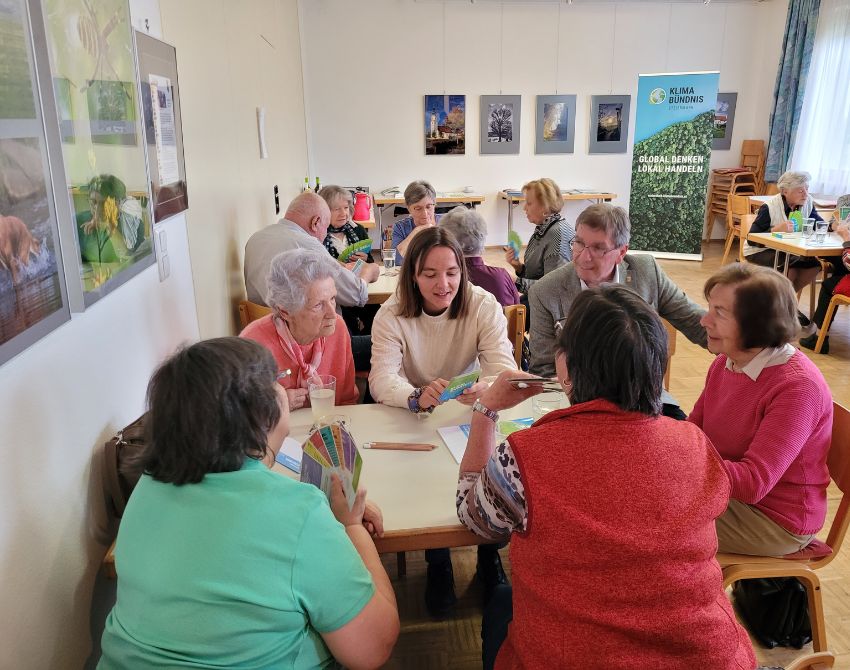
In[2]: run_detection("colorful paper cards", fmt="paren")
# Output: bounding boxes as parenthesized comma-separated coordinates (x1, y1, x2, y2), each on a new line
(299, 421, 362, 509)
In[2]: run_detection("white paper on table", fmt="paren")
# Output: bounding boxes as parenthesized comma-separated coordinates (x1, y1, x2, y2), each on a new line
(437, 424, 471, 465)
(275, 436, 303, 473)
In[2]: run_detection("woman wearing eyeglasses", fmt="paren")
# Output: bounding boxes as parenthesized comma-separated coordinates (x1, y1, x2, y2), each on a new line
(392, 180, 441, 265)
(240, 248, 358, 410)
(458, 286, 756, 670)
(503, 178, 574, 295)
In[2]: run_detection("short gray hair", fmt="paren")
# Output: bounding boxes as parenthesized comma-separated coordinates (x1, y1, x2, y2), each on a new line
(439, 205, 486, 256)
(576, 203, 631, 248)
(777, 171, 811, 193)
(266, 248, 339, 312)
(318, 185, 353, 214)
(404, 180, 436, 207)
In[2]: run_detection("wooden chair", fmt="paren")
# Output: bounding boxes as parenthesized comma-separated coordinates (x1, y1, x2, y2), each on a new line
(238, 299, 272, 330)
(764, 182, 780, 195)
(737, 214, 756, 263)
(722, 194, 753, 266)
(785, 652, 836, 670)
(504, 304, 526, 369)
(740, 139, 766, 193)
(718, 401, 850, 652)
(814, 294, 850, 354)
(662, 319, 676, 391)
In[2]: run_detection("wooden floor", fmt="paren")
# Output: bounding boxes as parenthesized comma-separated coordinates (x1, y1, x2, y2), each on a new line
(378, 243, 850, 670)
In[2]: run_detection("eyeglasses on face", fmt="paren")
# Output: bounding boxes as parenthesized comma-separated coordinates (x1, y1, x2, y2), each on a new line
(569, 239, 619, 258)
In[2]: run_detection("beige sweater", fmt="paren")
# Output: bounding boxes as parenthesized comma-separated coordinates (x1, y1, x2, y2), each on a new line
(369, 283, 516, 408)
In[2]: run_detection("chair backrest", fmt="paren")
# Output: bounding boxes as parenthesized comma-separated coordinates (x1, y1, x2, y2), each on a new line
(764, 183, 780, 195)
(238, 300, 272, 331)
(738, 214, 756, 262)
(662, 319, 676, 391)
(503, 304, 526, 369)
(729, 194, 752, 217)
(825, 402, 850, 555)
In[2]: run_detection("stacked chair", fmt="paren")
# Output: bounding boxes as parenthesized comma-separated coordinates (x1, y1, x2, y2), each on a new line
(704, 140, 766, 242)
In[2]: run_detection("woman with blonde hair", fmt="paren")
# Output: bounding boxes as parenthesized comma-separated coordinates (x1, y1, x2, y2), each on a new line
(503, 177, 574, 295)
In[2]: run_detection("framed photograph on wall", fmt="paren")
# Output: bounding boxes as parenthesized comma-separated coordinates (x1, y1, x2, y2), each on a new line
(480, 95, 521, 155)
(536, 94, 577, 154)
(136, 32, 188, 222)
(0, 0, 71, 367)
(712, 92, 737, 151)
(424, 94, 465, 155)
(43, 0, 155, 308)
(588, 95, 630, 154)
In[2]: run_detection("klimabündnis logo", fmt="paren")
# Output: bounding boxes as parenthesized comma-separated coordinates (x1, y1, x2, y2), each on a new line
(649, 88, 666, 104)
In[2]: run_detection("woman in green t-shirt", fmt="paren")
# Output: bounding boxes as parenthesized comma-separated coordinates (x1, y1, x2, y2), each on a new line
(99, 337, 399, 669)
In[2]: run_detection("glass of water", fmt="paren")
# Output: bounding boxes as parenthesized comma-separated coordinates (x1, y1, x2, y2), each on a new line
(803, 218, 815, 240)
(381, 249, 396, 270)
(532, 392, 567, 420)
(308, 375, 336, 422)
(815, 220, 829, 244)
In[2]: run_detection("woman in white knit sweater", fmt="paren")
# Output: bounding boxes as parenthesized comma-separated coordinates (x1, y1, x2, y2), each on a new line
(369, 226, 516, 411)
(368, 226, 516, 618)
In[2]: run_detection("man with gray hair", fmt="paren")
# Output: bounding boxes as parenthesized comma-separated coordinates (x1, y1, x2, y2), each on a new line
(244, 191, 380, 306)
(528, 203, 707, 419)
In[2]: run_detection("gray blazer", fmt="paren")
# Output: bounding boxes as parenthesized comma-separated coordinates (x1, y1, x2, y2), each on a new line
(244, 219, 367, 307)
(528, 253, 707, 404)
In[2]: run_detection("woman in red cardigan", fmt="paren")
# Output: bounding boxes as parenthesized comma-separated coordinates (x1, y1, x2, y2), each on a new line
(240, 248, 358, 410)
(457, 285, 755, 670)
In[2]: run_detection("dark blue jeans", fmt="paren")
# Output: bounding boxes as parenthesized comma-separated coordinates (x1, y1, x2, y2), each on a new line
(481, 584, 513, 670)
(424, 544, 501, 565)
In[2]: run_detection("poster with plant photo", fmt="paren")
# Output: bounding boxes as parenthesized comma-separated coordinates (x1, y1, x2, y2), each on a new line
(44, 0, 154, 305)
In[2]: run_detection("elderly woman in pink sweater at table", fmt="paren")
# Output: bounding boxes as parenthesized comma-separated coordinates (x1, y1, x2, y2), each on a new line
(689, 263, 832, 556)
(240, 248, 358, 410)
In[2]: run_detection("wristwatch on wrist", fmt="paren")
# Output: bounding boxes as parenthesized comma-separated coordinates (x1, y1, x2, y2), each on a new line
(472, 399, 499, 423)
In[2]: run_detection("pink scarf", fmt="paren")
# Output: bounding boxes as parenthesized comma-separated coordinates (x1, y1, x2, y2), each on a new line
(273, 316, 325, 388)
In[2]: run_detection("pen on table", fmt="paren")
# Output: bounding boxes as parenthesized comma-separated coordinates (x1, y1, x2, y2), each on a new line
(364, 442, 436, 451)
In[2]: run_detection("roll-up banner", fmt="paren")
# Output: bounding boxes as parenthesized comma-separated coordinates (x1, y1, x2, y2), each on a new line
(628, 71, 719, 259)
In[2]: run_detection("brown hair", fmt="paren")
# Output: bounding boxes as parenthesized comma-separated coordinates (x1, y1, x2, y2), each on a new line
(522, 178, 563, 217)
(575, 203, 631, 248)
(557, 285, 666, 416)
(703, 263, 800, 349)
(395, 227, 469, 320)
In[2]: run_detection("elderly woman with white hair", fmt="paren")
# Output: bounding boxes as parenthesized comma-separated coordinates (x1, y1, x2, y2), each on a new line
(747, 171, 832, 294)
(440, 205, 520, 308)
(240, 248, 358, 409)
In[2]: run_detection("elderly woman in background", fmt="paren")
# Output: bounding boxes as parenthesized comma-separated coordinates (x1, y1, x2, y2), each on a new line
(747, 171, 834, 297)
(370, 226, 516, 618)
(690, 263, 832, 556)
(240, 248, 358, 410)
(458, 286, 756, 669)
(319, 184, 381, 340)
(440, 205, 520, 308)
(99, 337, 398, 669)
(318, 185, 374, 264)
(392, 179, 439, 264)
(503, 177, 574, 295)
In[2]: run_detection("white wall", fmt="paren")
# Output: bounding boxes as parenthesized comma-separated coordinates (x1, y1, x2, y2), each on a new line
(158, 0, 309, 339)
(301, 0, 788, 243)
(0, 3, 201, 666)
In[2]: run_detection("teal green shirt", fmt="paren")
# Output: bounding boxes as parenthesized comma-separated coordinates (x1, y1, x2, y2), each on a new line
(99, 459, 374, 669)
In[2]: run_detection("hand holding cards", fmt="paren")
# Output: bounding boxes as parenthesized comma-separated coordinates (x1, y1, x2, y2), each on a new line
(300, 419, 362, 509)
(339, 239, 372, 263)
(438, 371, 481, 402)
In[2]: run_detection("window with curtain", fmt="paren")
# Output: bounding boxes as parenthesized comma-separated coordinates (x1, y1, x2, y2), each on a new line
(789, 0, 850, 196)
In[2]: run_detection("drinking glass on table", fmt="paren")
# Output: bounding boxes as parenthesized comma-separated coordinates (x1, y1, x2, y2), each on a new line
(308, 375, 336, 421)
(803, 218, 815, 240)
(532, 392, 567, 420)
(381, 249, 396, 270)
(815, 220, 829, 244)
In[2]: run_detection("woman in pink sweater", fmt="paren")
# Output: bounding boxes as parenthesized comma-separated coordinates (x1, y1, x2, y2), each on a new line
(689, 263, 832, 556)
(458, 285, 755, 669)
(240, 249, 358, 409)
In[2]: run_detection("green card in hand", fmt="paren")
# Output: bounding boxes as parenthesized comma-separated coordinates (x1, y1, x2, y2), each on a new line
(339, 239, 372, 263)
(439, 371, 480, 402)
